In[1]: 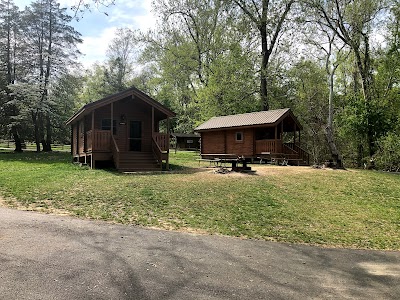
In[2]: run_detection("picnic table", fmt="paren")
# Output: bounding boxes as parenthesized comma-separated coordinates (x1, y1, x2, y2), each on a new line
(197, 154, 251, 171)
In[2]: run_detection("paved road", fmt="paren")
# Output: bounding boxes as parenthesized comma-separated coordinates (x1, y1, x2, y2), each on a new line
(0, 207, 399, 300)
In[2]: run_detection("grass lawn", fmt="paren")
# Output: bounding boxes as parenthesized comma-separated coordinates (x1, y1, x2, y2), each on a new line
(0, 150, 399, 250)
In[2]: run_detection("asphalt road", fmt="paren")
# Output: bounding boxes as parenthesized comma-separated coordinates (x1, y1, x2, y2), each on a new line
(0, 207, 399, 300)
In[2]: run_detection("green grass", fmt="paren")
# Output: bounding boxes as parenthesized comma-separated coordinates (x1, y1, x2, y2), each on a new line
(0, 150, 399, 250)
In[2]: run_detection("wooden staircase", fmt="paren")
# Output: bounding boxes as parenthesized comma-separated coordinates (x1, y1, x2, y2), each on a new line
(116, 152, 161, 172)
(282, 144, 310, 166)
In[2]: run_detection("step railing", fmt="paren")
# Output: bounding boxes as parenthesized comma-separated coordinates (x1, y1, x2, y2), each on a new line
(152, 136, 164, 171)
(153, 132, 169, 151)
(111, 135, 120, 169)
(284, 142, 310, 164)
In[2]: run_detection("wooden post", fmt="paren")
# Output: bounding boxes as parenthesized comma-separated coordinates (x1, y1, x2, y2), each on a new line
(91, 110, 95, 151)
(166, 117, 170, 170)
(293, 123, 296, 145)
(151, 107, 154, 137)
(83, 116, 87, 153)
(274, 125, 278, 153)
(77, 121, 80, 156)
(111, 102, 114, 136)
(281, 120, 284, 152)
(90, 111, 95, 169)
(224, 130, 227, 153)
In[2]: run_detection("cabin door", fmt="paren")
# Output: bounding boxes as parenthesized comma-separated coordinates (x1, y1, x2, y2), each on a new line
(129, 121, 142, 151)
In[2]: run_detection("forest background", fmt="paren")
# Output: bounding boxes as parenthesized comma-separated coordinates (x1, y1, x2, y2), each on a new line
(0, 0, 399, 170)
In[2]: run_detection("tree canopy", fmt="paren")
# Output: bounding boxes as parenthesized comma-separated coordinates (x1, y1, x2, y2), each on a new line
(0, 0, 399, 170)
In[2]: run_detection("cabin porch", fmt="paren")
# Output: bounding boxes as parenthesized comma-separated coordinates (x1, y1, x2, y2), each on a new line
(73, 129, 170, 171)
(255, 139, 309, 165)
(68, 88, 175, 172)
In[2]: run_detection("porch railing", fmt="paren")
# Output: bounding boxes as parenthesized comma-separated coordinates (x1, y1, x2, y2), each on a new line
(86, 130, 111, 152)
(153, 133, 169, 152)
(255, 139, 282, 154)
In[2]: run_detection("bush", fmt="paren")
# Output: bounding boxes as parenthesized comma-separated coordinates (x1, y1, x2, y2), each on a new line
(374, 131, 400, 172)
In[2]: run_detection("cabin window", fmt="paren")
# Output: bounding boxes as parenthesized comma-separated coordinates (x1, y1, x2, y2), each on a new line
(235, 132, 243, 142)
(101, 119, 117, 135)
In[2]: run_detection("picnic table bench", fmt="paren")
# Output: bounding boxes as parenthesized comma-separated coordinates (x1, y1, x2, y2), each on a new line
(198, 154, 251, 171)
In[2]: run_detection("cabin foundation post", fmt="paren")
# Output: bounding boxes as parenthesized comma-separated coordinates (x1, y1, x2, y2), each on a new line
(151, 107, 154, 137)
(111, 102, 114, 135)
(91, 110, 95, 152)
(166, 117, 170, 170)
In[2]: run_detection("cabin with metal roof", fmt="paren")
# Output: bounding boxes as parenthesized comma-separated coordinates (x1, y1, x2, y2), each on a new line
(194, 108, 309, 165)
(171, 133, 200, 151)
(66, 87, 175, 171)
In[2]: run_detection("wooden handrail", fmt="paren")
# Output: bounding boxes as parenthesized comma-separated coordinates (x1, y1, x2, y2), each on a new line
(111, 135, 120, 169)
(111, 135, 119, 153)
(152, 135, 165, 170)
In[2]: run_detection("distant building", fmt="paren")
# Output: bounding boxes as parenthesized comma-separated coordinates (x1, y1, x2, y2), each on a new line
(171, 133, 200, 151)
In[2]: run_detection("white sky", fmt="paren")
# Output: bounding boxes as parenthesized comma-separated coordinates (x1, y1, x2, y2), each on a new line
(14, 0, 157, 68)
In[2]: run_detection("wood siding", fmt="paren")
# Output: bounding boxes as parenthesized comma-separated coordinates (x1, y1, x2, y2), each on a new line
(72, 124, 78, 155)
(201, 129, 255, 156)
(226, 128, 254, 156)
(201, 131, 226, 154)
(78, 120, 85, 154)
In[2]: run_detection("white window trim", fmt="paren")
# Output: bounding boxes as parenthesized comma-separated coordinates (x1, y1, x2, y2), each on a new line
(235, 131, 243, 142)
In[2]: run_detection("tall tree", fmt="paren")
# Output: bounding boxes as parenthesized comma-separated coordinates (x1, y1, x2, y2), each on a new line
(0, 0, 23, 151)
(307, 0, 387, 157)
(13, 0, 82, 151)
(231, 0, 296, 110)
(104, 28, 137, 92)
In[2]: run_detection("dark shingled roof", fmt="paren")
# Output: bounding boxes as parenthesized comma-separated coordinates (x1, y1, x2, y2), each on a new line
(195, 108, 292, 131)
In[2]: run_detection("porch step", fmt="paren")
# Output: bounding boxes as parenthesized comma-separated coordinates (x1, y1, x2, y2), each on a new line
(116, 152, 161, 172)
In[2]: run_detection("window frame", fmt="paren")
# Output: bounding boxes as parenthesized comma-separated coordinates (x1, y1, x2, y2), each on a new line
(101, 119, 117, 135)
(235, 131, 243, 142)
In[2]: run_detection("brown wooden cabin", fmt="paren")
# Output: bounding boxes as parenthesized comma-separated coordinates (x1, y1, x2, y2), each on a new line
(194, 108, 309, 165)
(171, 133, 200, 150)
(66, 87, 176, 172)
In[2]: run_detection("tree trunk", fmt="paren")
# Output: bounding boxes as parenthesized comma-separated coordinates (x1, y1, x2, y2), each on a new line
(43, 113, 52, 152)
(32, 111, 41, 152)
(325, 66, 343, 168)
(12, 130, 23, 152)
(260, 25, 270, 111)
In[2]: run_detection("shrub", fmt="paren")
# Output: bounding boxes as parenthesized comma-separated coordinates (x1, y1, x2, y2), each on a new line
(375, 131, 400, 172)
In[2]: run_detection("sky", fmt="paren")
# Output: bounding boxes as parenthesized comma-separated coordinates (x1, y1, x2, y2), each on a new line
(14, 0, 157, 68)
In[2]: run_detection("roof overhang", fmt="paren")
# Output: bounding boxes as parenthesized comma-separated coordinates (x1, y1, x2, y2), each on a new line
(66, 87, 175, 125)
(194, 108, 303, 132)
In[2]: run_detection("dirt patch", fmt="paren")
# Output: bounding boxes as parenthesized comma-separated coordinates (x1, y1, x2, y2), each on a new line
(0, 194, 71, 216)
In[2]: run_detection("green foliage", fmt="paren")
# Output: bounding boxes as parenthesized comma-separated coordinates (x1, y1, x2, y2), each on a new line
(375, 130, 400, 172)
